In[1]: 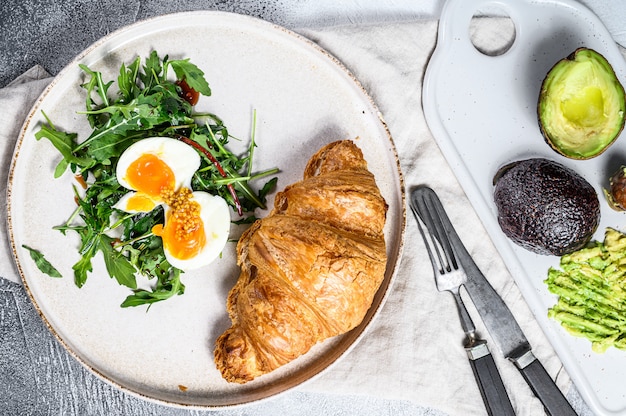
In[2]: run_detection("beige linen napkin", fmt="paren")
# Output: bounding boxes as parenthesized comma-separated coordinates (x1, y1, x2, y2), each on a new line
(1, 65, 53, 282)
(0, 20, 574, 416)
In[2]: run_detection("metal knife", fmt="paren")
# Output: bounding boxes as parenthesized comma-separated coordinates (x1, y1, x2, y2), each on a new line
(417, 186, 577, 416)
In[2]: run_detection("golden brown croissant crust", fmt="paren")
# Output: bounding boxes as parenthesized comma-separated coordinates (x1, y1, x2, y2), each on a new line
(214, 140, 388, 383)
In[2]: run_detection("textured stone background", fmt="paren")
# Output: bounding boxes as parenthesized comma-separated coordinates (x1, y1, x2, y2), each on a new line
(0, 0, 435, 88)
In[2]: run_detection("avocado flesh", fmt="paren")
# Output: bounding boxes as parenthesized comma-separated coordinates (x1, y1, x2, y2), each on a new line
(545, 228, 626, 353)
(539, 48, 626, 159)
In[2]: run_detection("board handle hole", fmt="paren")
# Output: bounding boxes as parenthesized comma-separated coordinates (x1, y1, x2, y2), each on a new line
(470, 6, 516, 56)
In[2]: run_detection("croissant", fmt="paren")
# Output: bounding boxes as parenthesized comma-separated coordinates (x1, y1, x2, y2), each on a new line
(214, 140, 388, 383)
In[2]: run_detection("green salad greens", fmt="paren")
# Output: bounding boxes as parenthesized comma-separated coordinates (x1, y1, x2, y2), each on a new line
(29, 51, 278, 308)
(546, 227, 626, 352)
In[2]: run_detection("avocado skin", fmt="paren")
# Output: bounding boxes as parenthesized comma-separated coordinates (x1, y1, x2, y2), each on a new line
(606, 166, 626, 211)
(493, 158, 600, 256)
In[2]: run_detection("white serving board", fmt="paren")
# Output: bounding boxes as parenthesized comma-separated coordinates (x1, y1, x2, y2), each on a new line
(423, 0, 626, 414)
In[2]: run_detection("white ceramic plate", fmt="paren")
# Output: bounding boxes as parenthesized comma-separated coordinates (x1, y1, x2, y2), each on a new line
(7, 11, 405, 408)
(423, 0, 626, 415)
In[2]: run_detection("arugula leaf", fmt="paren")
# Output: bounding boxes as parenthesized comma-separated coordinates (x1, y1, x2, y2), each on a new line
(34, 120, 95, 177)
(169, 59, 212, 96)
(117, 57, 141, 103)
(120, 268, 185, 308)
(84, 133, 134, 164)
(140, 50, 164, 92)
(80, 64, 112, 107)
(259, 177, 278, 201)
(99, 235, 137, 289)
(22, 245, 62, 278)
(80, 64, 113, 128)
(72, 244, 95, 288)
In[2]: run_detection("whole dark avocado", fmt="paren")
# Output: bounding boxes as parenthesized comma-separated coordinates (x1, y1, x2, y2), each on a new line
(493, 158, 600, 256)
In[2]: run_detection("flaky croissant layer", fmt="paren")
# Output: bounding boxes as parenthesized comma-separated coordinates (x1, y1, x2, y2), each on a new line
(214, 140, 388, 383)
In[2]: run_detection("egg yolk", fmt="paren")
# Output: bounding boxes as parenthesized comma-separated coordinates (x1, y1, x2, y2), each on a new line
(125, 193, 158, 212)
(125, 153, 176, 200)
(153, 188, 206, 261)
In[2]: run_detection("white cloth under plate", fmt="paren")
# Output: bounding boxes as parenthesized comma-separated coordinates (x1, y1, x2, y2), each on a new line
(0, 19, 587, 416)
(1, 65, 52, 281)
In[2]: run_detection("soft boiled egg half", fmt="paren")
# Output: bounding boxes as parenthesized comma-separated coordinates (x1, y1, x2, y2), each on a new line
(114, 136, 230, 271)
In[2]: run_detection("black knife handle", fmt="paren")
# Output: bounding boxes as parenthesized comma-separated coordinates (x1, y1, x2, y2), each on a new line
(467, 341, 516, 416)
(514, 352, 577, 416)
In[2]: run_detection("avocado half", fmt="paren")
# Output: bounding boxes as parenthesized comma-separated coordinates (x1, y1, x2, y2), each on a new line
(493, 158, 600, 256)
(538, 48, 626, 159)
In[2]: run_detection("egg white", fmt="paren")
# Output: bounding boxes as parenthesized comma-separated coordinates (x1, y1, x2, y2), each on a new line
(116, 136, 201, 193)
(163, 191, 231, 271)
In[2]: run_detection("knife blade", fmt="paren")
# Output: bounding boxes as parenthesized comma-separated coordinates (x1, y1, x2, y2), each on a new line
(422, 186, 577, 416)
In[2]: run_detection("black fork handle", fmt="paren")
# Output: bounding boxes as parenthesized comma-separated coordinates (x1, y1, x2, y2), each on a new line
(467, 341, 517, 416)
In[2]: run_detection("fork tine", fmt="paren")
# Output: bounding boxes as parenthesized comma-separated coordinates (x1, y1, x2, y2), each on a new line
(422, 194, 451, 271)
(412, 205, 443, 275)
(426, 191, 458, 271)
(412, 187, 458, 272)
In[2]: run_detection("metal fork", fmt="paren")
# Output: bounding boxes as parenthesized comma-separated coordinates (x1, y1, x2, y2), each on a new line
(410, 186, 515, 416)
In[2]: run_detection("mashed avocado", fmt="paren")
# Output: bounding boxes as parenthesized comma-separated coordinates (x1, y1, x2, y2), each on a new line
(546, 228, 626, 353)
